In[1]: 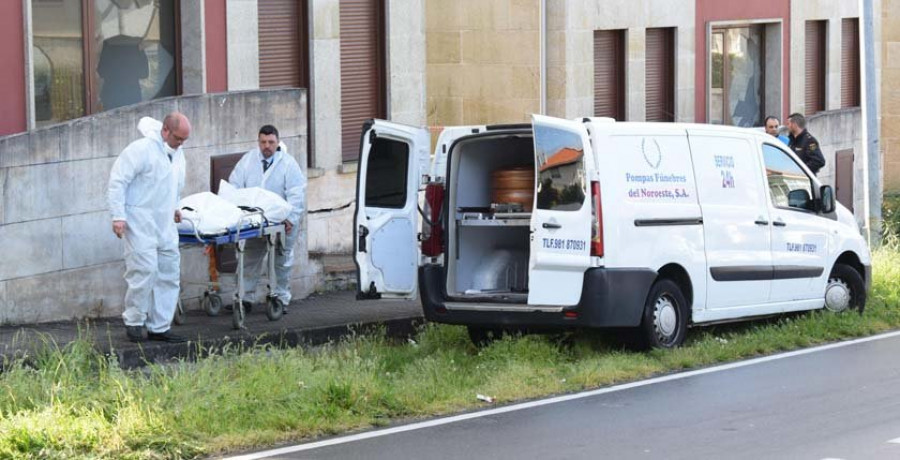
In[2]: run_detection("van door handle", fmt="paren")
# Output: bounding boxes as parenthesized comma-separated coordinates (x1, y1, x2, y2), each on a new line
(542, 222, 562, 229)
(773, 220, 787, 227)
(754, 219, 769, 226)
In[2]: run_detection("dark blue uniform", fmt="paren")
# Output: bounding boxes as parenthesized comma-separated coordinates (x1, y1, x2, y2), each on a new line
(788, 129, 825, 175)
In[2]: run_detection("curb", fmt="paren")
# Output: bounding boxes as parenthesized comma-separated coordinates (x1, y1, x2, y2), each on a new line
(108, 316, 426, 369)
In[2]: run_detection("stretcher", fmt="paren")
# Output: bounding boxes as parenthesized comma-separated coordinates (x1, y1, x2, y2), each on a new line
(176, 209, 286, 329)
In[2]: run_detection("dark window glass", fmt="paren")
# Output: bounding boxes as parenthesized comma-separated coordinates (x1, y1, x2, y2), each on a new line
(31, 0, 179, 126)
(365, 138, 409, 209)
(762, 144, 814, 211)
(709, 26, 764, 127)
(92, 0, 178, 112)
(535, 124, 586, 211)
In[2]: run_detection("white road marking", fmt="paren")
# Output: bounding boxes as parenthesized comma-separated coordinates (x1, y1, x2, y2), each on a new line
(225, 330, 900, 460)
(887, 437, 900, 444)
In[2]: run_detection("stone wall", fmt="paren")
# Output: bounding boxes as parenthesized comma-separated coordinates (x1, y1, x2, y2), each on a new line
(426, 0, 541, 127)
(0, 89, 309, 325)
(807, 108, 866, 224)
(789, 0, 861, 114)
(549, 0, 695, 121)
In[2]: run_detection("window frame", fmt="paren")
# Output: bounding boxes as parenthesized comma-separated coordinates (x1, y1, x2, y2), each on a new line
(761, 141, 818, 214)
(29, 0, 181, 127)
(705, 19, 783, 128)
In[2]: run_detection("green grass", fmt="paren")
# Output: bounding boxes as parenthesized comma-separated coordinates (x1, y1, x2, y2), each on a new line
(1, 247, 899, 459)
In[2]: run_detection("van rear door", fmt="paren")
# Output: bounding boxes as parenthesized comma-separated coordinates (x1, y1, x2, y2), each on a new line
(354, 119, 430, 299)
(528, 115, 594, 306)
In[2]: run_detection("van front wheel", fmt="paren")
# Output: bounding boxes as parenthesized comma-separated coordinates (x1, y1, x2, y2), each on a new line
(825, 263, 866, 314)
(639, 279, 689, 349)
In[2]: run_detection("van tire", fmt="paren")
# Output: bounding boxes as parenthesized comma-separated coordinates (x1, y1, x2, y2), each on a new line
(826, 263, 866, 314)
(639, 279, 689, 349)
(467, 326, 506, 346)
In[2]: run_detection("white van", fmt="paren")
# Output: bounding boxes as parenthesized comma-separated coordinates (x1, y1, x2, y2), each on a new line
(353, 116, 871, 348)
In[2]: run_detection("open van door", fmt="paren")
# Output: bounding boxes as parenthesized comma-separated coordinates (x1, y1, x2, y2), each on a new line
(354, 119, 431, 300)
(528, 115, 594, 306)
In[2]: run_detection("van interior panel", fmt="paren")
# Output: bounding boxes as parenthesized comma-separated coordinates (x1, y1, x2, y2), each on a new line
(446, 133, 535, 300)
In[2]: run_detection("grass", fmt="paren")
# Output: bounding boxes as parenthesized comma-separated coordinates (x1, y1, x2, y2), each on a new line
(0, 246, 898, 459)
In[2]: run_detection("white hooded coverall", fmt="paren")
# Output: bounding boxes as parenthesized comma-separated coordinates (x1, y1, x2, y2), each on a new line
(228, 145, 307, 304)
(107, 120, 185, 333)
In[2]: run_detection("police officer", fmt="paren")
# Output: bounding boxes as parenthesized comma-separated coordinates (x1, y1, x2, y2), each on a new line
(786, 113, 825, 175)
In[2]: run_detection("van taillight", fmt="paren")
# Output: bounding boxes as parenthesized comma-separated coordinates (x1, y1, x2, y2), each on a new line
(591, 181, 603, 257)
(422, 183, 444, 257)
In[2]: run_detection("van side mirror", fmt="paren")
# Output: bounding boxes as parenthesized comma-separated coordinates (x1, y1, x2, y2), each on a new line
(819, 185, 836, 214)
(788, 189, 812, 208)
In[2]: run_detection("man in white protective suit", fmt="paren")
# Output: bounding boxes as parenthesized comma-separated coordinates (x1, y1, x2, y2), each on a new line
(228, 125, 307, 313)
(108, 112, 190, 343)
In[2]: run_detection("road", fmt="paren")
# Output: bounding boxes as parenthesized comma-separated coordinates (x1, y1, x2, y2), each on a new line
(229, 331, 900, 460)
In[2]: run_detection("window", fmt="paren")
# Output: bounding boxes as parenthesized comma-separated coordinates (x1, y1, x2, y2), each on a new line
(364, 138, 409, 209)
(762, 144, 815, 212)
(32, 0, 179, 126)
(805, 20, 827, 115)
(535, 124, 586, 212)
(258, 0, 309, 89)
(709, 26, 765, 127)
(594, 29, 625, 120)
(646, 27, 675, 122)
(841, 18, 860, 108)
(341, 0, 386, 162)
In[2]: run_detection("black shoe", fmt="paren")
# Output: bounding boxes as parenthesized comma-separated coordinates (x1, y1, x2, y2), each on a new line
(126, 325, 144, 343)
(147, 330, 188, 343)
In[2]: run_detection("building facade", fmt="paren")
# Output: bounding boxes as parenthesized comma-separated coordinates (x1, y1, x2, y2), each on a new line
(427, 0, 882, 228)
(0, 0, 426, 324)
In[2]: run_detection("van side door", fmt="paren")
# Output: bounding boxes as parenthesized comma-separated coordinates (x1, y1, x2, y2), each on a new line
(354, 119, 431, 300)
(759, 142, 829, 303)
(687, 131, 772, 310)
(528, 115, 594, 306)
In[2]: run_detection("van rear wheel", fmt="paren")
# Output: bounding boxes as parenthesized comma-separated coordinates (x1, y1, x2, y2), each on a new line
(467, 326, 506, 346)
(639, 279, 688, 349)
(825, 263, 866, 314)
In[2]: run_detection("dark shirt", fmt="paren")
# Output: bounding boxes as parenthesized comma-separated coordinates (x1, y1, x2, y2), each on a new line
(788, 129, 826, 175)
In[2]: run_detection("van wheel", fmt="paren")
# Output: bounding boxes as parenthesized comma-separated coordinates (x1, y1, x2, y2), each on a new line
(639, 279, 689, 349)
(467, 326, 505, 346)
(825, 263, 866, 314)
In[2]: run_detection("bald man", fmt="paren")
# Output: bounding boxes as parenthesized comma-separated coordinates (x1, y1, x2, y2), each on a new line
(108, 112, 191, 343)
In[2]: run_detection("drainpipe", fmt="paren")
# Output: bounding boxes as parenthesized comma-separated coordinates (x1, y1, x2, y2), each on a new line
(540, 0, 547, 115)
(861, 0, 881, 245)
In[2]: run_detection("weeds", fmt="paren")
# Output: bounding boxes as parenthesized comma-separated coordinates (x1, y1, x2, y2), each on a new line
(0, 247, 898, 459)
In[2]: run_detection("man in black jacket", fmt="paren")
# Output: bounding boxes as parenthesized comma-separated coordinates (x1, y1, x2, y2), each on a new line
(786, 113, 826, 175)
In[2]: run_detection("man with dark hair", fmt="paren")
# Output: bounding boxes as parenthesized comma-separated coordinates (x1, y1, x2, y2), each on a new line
(764, 116, 790, 145)
(786, 113, 826, 175)
(228, 125, 307, 312)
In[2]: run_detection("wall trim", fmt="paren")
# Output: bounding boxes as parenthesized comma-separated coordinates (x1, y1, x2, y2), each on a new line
(22, 0, 34, 131)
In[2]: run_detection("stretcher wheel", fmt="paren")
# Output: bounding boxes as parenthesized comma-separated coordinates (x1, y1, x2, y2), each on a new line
(266, 297, 284, 321)
(232, 300, 245, 329)
(204, 293, 223, 317)
(173, 298, 185, 325)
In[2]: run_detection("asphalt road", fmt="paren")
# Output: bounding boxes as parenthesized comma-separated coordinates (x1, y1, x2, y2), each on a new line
(230, 332, 900, 460)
